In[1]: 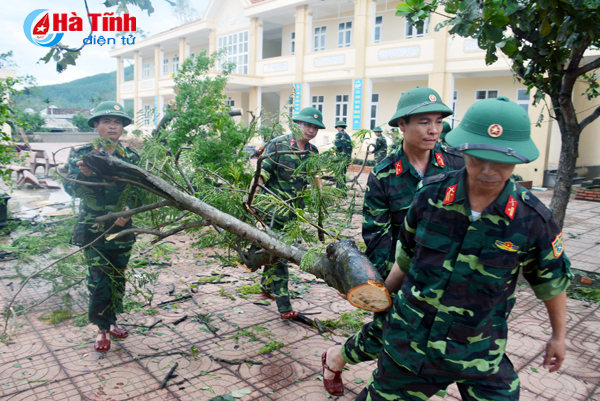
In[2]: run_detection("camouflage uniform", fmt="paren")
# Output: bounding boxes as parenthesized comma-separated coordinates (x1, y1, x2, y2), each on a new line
(64, 141, 140, 331)
(358, 168, 572, 400)
(259, 132, 318, 313)
(332, 129, 353, 189)
(342, 142, 463, 364)
(372, 135, 387, 166)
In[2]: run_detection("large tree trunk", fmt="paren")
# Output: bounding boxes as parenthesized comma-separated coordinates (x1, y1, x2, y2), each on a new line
(550, 95, 582, 228)
(81, 151, 391, 312)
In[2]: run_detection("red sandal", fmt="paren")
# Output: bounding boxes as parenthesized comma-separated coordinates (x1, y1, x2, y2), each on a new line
(280, 310, 299, 320)
(109, 325, 129, 339)
(94, 330, 111, 353)
(321, 351, 344, 396)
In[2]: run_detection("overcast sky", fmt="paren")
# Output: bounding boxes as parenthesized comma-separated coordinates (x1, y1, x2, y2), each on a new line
(1, 0, 209, 86)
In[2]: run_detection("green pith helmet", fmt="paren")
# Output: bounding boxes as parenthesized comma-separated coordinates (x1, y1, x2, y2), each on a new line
(293, 107, 326, 129)
(372, 126, 383, 132)
(440, 121, 452, 139)
(388, 86, 453, 127)
(335, 120, 347, 128)
(445, 97, 538, 164)
(88, 101, 132, 128)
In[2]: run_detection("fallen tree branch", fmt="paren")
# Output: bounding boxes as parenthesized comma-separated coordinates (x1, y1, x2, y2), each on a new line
(159, 362, 179, 389)
(95, 200, 173, 223)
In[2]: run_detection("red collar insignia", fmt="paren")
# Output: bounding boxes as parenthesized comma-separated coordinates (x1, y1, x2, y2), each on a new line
(395, 160, 403, 176)
(290, 138, 295, 147)
(435, 153, 445, 167)
(443, 185, 457, 205)
(504, 195, 518, 219)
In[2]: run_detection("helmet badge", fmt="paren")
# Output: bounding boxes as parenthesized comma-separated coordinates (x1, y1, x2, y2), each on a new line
(114, 105, 120, 110)
(314, 114, 318, 118)
(429, 94, 437, 101)
(488, 124, 503, 137)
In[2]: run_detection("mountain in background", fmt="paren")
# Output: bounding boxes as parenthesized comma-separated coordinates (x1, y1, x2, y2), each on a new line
(15, 66, 133, 110)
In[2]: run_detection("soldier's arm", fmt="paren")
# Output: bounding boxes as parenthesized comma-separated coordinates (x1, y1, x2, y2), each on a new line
(362, 171, 392, 263)
(542, 291, 567, 373)
(64, 148, 89, 197)
(384, 262, 406, 293)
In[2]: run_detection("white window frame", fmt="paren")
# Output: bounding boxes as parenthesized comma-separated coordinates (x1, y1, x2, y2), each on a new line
(405, 17, 429, 39)
(374, 16, 383, 43)
(291, 32, 295, 55)
(338, 21, 352, 48)
(162, 58, 169, 75)
(314, 26, 327, 52)
(312, 95, 324, 113)
(217, 30, 249, 74)
(172, 55, 179, 74)
(475, 89, 499, 101)
(143, 105, 150, 125)
(143, 62, 150, 78)
(226, 97, 235, 107)
(335, 94, 349, 125)
(370, 93, 379, 130)
(517, 89, 530, 113)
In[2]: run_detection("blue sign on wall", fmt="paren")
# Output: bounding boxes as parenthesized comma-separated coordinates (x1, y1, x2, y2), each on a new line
(352, 79, 363, 130)
(293, 83, 302, 117)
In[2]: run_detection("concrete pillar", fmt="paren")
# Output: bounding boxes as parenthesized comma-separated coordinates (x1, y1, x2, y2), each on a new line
(133, 50, 140, 128)
(249, 17, 262, 75)
(209, 30, 217, 55)
(294, 6, 310, 83)
(355, 0, 373, 130)
(179, 37, 186, 71)
(116, 57, 122, 104)
(427, 12, 450, 100)
(249, 86, 262, 123)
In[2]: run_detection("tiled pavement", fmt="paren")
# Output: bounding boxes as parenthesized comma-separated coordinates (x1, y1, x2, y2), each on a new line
(1, 177, 600, 400)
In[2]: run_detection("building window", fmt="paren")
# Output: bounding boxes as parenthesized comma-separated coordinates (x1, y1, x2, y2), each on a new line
(370, 93, 379, 130)
(217, 30, 249, 74)
(143, 105, 150, 125)
(405, 18, 429, 38)
(476, 90, 499, 100)
(291, 32, 295, 55)
(172, 55, 179, 74)
(314, 26, 327, 52)
(189, 53, 195, 59)
(312, 95, 324, 113)
(338, 21, 352, 48)
(226, 97, 235, 107)
(517, 89, 530, 112)
(162, 58, 169, 75)
(335, 94, 349, 125)
(374, 16, 383, 43)
(450, 90, 458, 127)
(143, 62, 150, 78)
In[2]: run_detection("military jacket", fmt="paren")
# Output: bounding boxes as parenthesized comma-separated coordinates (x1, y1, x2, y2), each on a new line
(260, 133, 319, 224)
(362, 142, 463, 279)
(385, 168, 572, 378)
(64, 141, 141, 250)
(373, 136, 388, 165)
(333, 130, 353, 161)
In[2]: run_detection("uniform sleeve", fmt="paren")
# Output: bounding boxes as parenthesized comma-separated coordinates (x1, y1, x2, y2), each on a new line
(522, 218, 573, 301)
(372, 138, 382, 152)
(260, 141, 277, 183)
(63, 148, 93, 197)
(395, 193, 420, 273)
(362, 170, 393, 272)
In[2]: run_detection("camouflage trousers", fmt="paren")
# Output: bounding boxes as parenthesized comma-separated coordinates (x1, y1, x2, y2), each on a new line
(336, 163, 349, 190)
(84, 246, 132, 331)
(341, 310, 386, 364)
(374, 153, 386, 166)
(260, 258, 293, 313)
(357, 350, 520, 401)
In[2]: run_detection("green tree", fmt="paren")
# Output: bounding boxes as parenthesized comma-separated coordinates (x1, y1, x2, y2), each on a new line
(16, 109, 46, 133)
(397, 0, 600, 228)
(72, 113, 93, 132)
(0, 77, 25, 186)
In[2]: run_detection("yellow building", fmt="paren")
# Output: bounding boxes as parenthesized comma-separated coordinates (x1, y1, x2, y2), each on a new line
(109, 0, 600, 186)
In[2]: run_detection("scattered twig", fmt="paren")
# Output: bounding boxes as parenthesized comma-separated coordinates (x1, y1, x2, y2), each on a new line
(314, 318, 326, 333)
(157, 295, 191, 306)
(137, 351, 191, 358)
(158, 362, 179, 389)
(172, 315, 188, 326)
(95, 200, 173, 223)
(148, 319, 163, 330)
(213, 357, 263, 365)
(292, 313, 314, 327)
(168, 283, 175, 295)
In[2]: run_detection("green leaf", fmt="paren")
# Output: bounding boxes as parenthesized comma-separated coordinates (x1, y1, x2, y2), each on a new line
(354, 378, 364, 384)
(396, 3, 413, 16)
(13, 363, 21, 368)
(530, 367, 539, 373)
(231, 388, 252, 398)
(540, 18, 552, 36)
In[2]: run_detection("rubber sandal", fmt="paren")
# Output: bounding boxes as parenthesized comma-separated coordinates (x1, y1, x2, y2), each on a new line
(109, 325, 129, 339)
(280, 310, 299, 320)
(260, 291, 275, 301)
(322, 351, 344, 396)
(94, 330, 111, 353)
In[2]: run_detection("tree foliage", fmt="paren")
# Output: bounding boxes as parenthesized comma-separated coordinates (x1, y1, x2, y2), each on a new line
(397, 0, 600, 227)
(0, 77, 26, 187)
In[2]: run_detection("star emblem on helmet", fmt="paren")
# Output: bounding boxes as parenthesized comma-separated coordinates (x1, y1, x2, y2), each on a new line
(488, 124, 503, 137)
(429, 94, 436, 101)
(114, 105, 120, 110)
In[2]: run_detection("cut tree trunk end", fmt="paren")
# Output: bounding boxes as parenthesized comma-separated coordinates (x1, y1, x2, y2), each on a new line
(80, 151, 391, 312)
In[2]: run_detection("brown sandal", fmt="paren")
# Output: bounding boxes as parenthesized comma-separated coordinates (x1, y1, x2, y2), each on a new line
(321, 351, 343, 396)
(280, 310, 299, 320)
(94, 330, 111, 353)
(109, 325, 129, 339)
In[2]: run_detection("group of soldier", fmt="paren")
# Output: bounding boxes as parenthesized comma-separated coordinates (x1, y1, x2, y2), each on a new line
(67, 85, 571, 400)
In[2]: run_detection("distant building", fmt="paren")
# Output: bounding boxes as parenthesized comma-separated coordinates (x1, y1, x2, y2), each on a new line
(40, 107, 92, 120)
(42, 117, 78, 132)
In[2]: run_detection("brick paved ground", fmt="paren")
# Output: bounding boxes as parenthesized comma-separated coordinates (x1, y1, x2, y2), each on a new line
(1, 166, 599, 400)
